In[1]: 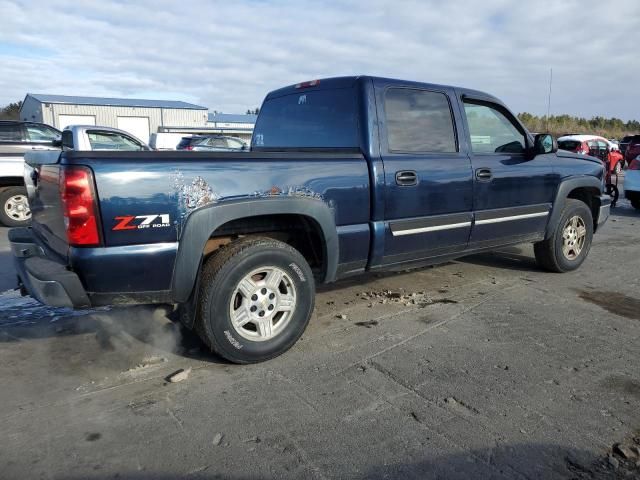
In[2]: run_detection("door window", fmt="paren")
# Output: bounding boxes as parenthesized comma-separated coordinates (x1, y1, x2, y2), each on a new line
(25, 124, 60, 142)
(86, 131, 145, 151)
(225, 137, 245, 149)
(463, 102, 526, 154)
(206, 137, 228, 148)
(384, 88, 457, 153)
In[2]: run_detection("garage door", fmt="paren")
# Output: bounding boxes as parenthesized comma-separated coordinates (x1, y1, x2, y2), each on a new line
(117, 117, 150, 143)
(57, 115, 96, 130)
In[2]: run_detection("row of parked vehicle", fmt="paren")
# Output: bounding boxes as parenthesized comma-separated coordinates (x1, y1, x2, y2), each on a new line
(556, 134, 638, 174)
(0, 120, 249, 226)
(556, 133, 640, 209)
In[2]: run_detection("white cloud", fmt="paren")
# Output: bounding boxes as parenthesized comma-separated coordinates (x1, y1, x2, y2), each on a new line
(0, 0, 638, 119)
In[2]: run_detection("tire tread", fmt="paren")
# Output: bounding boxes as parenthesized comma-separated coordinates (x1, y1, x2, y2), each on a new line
(195, 236, 312, 364)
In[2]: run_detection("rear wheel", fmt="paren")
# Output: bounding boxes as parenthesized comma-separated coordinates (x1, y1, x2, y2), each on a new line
(0, 186, 31, 227)
(534, 199, 593, 273)
(631, 198, 640, 211)
(195, 237, 315, 364)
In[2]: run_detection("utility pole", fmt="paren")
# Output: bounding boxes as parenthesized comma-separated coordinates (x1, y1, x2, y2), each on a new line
(546, 68, 553, 132)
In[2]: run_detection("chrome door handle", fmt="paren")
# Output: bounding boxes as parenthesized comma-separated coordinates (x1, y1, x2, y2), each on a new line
(475, 168, 492, 181)
(395, 170, 418, 186)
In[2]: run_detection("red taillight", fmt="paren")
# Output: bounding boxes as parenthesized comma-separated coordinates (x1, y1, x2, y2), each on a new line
(629, 158, 640, 170)
(295, 79, 320, 89)
(60, 166, 100, 246)
(185, 145, 194, 150)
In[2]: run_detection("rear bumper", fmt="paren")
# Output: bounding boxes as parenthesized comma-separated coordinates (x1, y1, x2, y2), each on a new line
(9, 227, 91, 308)
(597, 194, 611, 230)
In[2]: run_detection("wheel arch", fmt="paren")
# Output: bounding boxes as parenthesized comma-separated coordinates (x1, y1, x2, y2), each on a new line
(546, 176, 602, 239)
(0, 176, 26, 188)
(171, 197, 338, 303)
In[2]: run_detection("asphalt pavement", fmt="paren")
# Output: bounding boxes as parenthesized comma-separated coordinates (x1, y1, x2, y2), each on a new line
(0, 196, 638, 479)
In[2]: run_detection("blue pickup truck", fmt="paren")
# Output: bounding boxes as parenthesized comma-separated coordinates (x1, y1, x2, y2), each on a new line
(10, 76, 610, 363)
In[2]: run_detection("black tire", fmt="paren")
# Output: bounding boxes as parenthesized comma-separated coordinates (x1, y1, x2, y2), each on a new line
(0, 186, 31, 227)
(606, 184, 619, 207)
(631, 198, 640, 211)
(534, 199, 594, 273)
(195, 236, 315, 364)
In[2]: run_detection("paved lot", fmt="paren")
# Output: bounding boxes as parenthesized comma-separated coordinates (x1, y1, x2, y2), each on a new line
(1, 197, 639, 479)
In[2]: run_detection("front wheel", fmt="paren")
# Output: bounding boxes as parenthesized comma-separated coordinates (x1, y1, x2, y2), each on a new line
(534, 199, 594, 273)
(0, 186, 31, 227)
(631, 198, 640, 211)
(195, 237, 315, 364)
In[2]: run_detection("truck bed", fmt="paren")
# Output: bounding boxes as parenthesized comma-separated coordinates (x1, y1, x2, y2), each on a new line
(26, 149, 371, 297)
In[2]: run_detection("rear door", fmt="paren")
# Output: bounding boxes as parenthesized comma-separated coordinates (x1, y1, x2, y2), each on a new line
(461, 98, 555, 247)
(375, 83, 474, 266)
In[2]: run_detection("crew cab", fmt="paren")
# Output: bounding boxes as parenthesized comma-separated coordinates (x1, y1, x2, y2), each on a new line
(10, 76, 610, 363)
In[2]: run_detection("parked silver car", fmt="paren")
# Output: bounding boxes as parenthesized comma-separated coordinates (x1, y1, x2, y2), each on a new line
(61, 125, 150, 151)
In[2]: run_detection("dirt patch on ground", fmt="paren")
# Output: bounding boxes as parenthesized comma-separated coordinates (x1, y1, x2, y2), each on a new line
(577, 290, 640, 321)
(358, 290, 458, 308)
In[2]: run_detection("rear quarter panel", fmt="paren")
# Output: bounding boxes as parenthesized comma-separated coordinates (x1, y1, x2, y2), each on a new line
(63, 152, 371, 293)
(77, 153, 371, 245)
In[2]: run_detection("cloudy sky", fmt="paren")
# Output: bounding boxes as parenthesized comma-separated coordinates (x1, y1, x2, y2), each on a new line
(0, 0, 638, 119)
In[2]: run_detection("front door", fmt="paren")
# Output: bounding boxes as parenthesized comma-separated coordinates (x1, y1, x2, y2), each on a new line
(376, 84, 474, 266)
(461, 98, 556, 248)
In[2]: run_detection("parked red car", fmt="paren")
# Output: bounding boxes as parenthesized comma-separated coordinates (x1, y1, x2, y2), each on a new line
(623, 135, 640, 167)
(557, 135, 624, 174)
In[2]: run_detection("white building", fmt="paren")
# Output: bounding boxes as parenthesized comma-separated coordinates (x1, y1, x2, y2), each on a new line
(19, 93, 208, 143)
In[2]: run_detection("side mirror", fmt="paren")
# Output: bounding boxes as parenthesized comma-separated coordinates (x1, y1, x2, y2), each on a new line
(534, 133, 557, 155)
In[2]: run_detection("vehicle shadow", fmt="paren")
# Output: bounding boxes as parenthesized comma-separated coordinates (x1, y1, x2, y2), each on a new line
(610, 206, 640, 219)
(458, 247, 540, 273)
(318, 247, 540, 297)
(57, 441, 634, 479)
(0, 300, 230, 365)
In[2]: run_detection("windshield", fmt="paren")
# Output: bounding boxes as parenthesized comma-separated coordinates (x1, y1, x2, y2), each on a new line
(252, 87, 359, 149)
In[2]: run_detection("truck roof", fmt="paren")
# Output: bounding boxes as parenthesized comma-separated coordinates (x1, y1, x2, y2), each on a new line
(264, 75, 502, 105)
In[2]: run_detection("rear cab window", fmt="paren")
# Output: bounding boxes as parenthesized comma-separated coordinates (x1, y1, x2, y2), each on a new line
(252, 85, 359, 150)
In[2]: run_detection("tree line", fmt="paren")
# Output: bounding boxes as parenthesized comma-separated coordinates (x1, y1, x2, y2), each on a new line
(0, 101, 22, 120)
(517, 112, 640, 140)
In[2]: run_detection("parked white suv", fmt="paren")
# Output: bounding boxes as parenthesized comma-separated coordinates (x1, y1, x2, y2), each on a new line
(624, 155, 640, 210)
(0, 121, 60, 226)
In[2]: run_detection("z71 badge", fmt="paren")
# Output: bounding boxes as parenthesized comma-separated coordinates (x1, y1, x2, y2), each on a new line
(112, 214, 171, 231)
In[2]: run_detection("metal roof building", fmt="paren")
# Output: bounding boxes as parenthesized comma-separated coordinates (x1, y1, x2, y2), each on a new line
(157, 112, 257, 143)
(20, 93, 209, 142)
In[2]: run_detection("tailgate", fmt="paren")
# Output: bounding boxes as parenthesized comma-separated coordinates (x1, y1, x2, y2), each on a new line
(24, 151, 69, 259)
